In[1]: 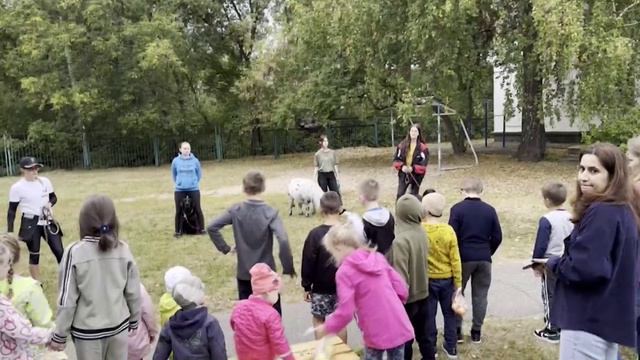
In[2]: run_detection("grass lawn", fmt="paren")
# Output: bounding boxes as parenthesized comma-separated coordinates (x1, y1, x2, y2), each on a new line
(3, 146, 638, 359)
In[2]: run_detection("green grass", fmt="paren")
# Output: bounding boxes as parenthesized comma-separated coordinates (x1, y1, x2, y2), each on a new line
(0, 147, 579, 312)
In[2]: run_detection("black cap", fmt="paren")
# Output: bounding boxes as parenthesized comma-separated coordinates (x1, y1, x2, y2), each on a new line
(19, 157, 43, 169)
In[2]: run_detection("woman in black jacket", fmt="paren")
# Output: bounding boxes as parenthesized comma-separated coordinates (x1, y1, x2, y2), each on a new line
(393, 124, 429, 199)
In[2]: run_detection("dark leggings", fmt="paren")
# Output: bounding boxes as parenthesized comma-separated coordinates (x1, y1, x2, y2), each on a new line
(174, 191, 205, 233)
(317, 171, 340, 195)
(237, 278, 282, 316)
(23, 225, 63, 265)
(396, 172, 424, 199)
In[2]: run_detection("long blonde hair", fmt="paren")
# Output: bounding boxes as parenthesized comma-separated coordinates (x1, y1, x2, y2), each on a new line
(0, 237, 14, 299)
(323, 219, 370, 264)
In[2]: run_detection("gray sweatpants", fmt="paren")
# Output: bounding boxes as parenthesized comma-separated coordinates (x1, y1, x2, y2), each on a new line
(560, 330, 618, 360)
(457, 261, 492, 332)
(73, 330, 129, 360)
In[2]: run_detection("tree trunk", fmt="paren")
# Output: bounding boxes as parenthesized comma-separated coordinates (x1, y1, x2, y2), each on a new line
(442, 114, 466, 154)
(516, 1, 546, 161)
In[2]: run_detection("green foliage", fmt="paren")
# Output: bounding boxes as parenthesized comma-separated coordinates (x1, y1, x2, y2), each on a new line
(583, 107, 640, 146)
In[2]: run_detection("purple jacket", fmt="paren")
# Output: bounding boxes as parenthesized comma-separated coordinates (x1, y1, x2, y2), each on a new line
(324, 249, 414, 349)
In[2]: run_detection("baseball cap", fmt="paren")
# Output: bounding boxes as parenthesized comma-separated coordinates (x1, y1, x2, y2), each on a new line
(19, 157, 43, 169)
(422, 192, 446, 217)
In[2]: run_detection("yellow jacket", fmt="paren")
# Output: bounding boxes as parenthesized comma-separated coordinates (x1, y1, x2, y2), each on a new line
(422, 223, 462, 288)
(159, 292, 181, 326)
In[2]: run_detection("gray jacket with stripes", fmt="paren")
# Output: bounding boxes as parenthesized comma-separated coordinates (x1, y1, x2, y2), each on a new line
(52, 236, 141, 345)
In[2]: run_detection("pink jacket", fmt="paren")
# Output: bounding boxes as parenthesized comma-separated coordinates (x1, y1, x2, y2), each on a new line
(324, 249, 414, 350)
(128, 285, 159, 360)
(0, 295, 51, 360)
(230, 296, 293, 360)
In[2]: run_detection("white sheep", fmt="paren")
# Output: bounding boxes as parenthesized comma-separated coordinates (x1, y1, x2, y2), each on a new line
(288, 178, 323, 217)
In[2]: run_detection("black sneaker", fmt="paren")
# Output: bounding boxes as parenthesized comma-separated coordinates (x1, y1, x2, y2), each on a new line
(456, 328, 464, 344)
(534, 328, 560, 344)
(470, 329, 482, 344)
(442, 344, 458, 359)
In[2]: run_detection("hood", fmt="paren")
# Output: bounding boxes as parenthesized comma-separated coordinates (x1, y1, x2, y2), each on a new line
(396, 194, 422, 227)
(363, 208, 391, 226)
(169, 306, 209, 340)
(343, 249, 386, 275)
(175, 154, 195, 162)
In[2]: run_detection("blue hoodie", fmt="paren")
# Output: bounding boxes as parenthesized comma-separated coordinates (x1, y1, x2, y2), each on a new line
(153, 306, 226, 360)
(172, 155, 202, 191)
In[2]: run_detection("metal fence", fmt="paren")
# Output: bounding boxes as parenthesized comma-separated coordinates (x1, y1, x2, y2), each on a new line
(0, 117, 487, 176)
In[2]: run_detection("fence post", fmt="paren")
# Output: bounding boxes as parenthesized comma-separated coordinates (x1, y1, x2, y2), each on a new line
(484, 99, 489, 147)
(373, 120, 379, 147)
(214, 125, 223, 161)
(82, 127, 91, 168)
(153, 137, 160, 166)
(273, 130, 280, 159)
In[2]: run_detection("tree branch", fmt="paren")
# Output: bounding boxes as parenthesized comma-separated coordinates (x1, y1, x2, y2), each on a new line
(229, 0, 244, 21)
(617, 0, 639, 19)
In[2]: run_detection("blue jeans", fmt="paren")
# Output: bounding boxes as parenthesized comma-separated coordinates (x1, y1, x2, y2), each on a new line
(365, 344, 404, 360)
(426, 278, 457, 358)
(560, 330, 618, 360)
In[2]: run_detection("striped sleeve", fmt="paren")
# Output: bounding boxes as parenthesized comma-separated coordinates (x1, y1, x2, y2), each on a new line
(52, 243, 80, 345)
(124, 253, 142, 330)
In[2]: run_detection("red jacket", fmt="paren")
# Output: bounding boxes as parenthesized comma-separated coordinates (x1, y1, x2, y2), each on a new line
(392, 141, 429, 175)
(230, 296, 293, 360)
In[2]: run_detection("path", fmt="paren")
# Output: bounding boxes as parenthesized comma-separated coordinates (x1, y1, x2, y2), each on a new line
(62, 260, 542, 359)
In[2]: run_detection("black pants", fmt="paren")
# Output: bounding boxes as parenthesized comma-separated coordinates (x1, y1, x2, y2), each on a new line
(174, 191, 205, 234)
(237, 278, 282, 316)
(317, 171, 340, 195)
(404, 297, 430, 360)
(397, 172, 424, 200)
(19, 219, 64, 265)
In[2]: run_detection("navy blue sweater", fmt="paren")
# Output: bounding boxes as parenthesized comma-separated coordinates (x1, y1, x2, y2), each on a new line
(448, 197, 502, 262)
(548, 203, 639, 347)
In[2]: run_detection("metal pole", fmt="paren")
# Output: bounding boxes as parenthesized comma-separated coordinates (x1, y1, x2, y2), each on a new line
(484, 99, 488, 147)
(390, 110, 395, 146)
(502, 115, 506, 148)
(437, 106, 442, 172)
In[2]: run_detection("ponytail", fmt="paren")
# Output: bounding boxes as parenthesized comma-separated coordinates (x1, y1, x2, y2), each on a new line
(97, 224, 118, 252)
(79, 195, 120, 251)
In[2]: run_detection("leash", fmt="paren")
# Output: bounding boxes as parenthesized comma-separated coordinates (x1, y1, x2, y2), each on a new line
(41, 206, 60, 245)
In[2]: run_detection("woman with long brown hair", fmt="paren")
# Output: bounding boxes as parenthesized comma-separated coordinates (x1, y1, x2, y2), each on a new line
(541, 143, 639, 359)
(314, 135, 340, 196)
(392, 124, 429, 199)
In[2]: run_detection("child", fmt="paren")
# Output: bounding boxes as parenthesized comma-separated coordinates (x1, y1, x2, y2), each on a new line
(301, 191, 346, 342)
(530, 182, 573, 343)
(387, 194, 430, 360)
(449, 178, 502, 343)
(317, 221, 414, 360)
(50, 195, 141, 359)
(359, 179, 395, 254)
(128, 283, 160, 360)
(159, 266, 192, 326)
(231, 263, 294, 360)
(0, 241, 52, 359)
(153, 274, 227, 360)
(422, 192, 462, 359)
(207, 171, 296, 315)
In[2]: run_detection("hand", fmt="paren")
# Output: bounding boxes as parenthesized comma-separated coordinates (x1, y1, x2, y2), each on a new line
(531, 263, 545, 277)
(304, 292, 312, 302)
(402, 165, 412, 173)
(48, 341, 65, 352)
(315, 324, 327, 338)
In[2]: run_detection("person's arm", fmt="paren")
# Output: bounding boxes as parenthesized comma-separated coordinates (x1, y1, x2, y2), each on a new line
(152, 325, 172, 360)
(392, 144, 404, 171)
(195, 158, 202, 182)
(25, 282, 54, 328)
(324, 272, 356, 334)
(448, 206, 462, 240)
(448, 227, 463, 289)
(0, 300, 51, 345)
(140, 285, 160, 342)
(490, 209, 503, 255)
(207, 318, 227, 360)
(333, 151, 339, 178)
(171, 159, 178, 184)
(48, 192, 58, 207)
(265, 311, 294, 360)
(413, 143, 429, 175)
(301, 232, 318, 292)
(532, 217, 552, 259)
(547, 206, 615, 286)
(386, 264, 409, 303)
(206, 211, 233, 254)
(52, 246, 79, 346)
(270, 214, 296, 276)
(124, 257, 141, 330)
(7, 202, 18, 233)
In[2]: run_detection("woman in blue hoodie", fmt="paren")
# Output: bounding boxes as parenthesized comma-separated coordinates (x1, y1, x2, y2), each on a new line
(171, 142, 205, 237)
(539, 143, 640, 360)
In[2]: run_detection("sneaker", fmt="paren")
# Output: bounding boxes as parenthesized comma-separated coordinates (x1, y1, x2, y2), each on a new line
(198, 229, 207, 235)
(470, 329, 482, 344)
(441, 344, 458, 359)
(534, 328, 560, 344)
(456, 328, 464, 344)
(173, 232, 182, 238)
